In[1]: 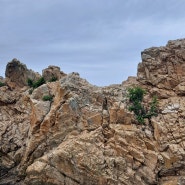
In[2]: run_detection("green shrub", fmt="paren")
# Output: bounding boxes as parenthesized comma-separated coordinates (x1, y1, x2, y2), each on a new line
(27, 77, 45, 89)
(27, 78, 34, 88)
(127, 86, 158, 124)
(42, 95, 53, 101)
(127, 86, 146, 102)
(145, 96, 158, 119)
(29, 89, 33, 95)
(0, 82, 6, 87)
(33, 77, 45, 88)
(49, 76, 58, 82)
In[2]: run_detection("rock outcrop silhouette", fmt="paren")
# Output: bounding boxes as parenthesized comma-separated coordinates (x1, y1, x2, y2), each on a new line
(1, 39, 185, 185)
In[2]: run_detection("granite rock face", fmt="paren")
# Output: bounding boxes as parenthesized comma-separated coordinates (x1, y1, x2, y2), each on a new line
(42, 66, 67, 82)
(1, 39, 185, 185)
(5, 59, 41, 88)
(138, 39, 185, 92)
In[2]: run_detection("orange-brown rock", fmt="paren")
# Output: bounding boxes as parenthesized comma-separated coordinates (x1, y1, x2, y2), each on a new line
(42, 65, 67, 82)
(5, 58, 41, 88)
(1, 38, 185, 185)
(138, 39, 185, 92)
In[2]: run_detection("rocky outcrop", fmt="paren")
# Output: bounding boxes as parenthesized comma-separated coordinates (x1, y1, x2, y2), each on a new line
(0, 87, 31, 184)
(5, 58, 41, 88)
(42, 66, 66, 82)
(136, 38, 185, 184)
(138, 39, 185, 92)
(1, 38, 185, 185)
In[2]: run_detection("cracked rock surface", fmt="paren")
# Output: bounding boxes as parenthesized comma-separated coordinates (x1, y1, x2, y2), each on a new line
(1, 39, 185, 185)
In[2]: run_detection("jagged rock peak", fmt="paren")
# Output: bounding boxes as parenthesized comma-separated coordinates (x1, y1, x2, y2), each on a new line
(137, 38, 185, 93)
(5, 58, 41, 88)
(5, 59, 68, 88)
(42, 65, 66, 81)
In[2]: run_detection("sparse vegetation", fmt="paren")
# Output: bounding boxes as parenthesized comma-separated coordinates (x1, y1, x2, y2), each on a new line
(48, 76, 58, 82)
(0, 82, 6, 87)
(27, 78, 34, 88)
(29, 89, 33, 95)
(42, 95, 53, 101)
(127, 86, 158, 124)
(27, 77, 45, 89)
(32, 77, 45, 88)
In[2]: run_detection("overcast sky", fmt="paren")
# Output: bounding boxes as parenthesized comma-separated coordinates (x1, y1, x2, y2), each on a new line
(0, 0, 185, 86)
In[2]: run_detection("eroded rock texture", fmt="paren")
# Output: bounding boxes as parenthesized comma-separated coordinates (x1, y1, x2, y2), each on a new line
(1, 39, 185, 185)
(42, 66, 66, 82)
(5, 59, 41, 88)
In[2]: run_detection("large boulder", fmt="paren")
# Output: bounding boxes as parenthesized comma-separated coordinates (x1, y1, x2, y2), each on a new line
(42, 65, 66, 82)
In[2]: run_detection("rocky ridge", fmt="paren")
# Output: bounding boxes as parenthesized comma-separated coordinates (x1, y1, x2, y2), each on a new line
(1, 38, 185, 185)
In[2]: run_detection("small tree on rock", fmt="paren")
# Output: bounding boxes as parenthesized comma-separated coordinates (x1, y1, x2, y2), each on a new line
(127, 86, 158, 124)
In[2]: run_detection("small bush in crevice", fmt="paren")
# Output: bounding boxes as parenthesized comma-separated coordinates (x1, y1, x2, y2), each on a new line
(29, 89, 33, 95)
(27, 78, 34, 88)
(127, 86, 158, 124)
(0, 82, 6, 87)
(48, 76, 58, 82)
(27, 77, 45, 89)
(42, 95, 53, 101)
(32, 77, 45, 88)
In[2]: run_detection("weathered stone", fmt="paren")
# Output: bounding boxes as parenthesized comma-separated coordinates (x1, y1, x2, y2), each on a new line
(42, 65, 66, 82)
(137, 39, 185, 90)
(109, 102, 133, 124)
(5, 58, 41, 87)
(1, 39, 185, 185)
